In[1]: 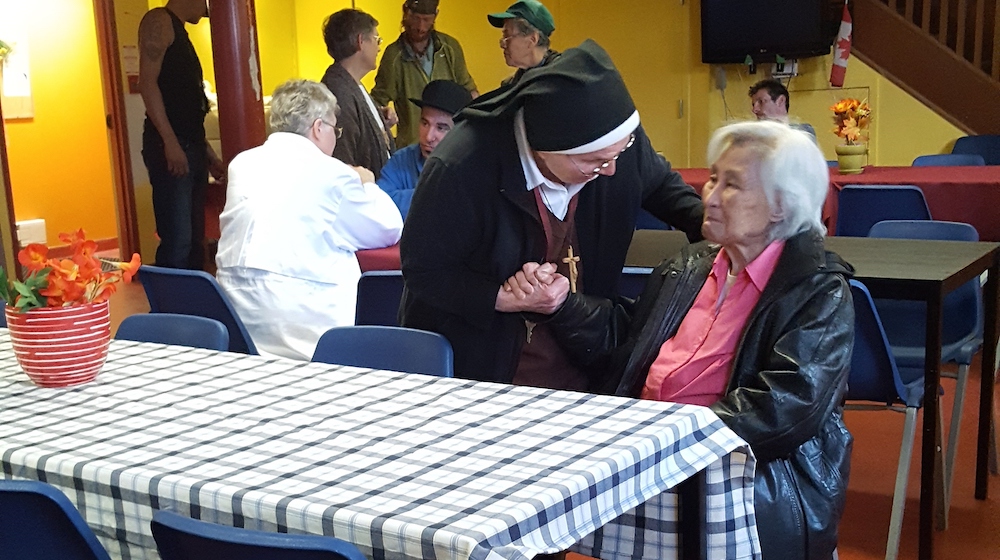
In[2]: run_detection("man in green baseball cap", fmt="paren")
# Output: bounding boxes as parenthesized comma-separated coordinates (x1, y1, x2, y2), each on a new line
(488, 1, 559, 87)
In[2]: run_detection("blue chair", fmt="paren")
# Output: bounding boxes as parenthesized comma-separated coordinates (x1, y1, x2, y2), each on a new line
(867, 220, 987, 506)
(635, 209, 670, 230)
(151, 509, 367, 560)
(951, 134, 1000, 165)
(835, 185, 931, 237)
(846, 280, 936, 560)
(137, 265, 257, 355)
(618, 266, 653, 300)
(116, 314, 230, 351)
(912, 154, 986, 167)
(0, 479, 112, 560)
(355, 270, 403, 326)
(312, 325, 454, 377)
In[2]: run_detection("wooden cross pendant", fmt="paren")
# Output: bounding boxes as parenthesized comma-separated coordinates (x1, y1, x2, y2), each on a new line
(562, 246, 580, 293)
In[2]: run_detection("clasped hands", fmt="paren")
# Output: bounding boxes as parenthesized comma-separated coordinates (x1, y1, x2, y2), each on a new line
(495, 262, 570, 314)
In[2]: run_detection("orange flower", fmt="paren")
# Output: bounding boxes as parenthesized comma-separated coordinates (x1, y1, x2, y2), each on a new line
(17, 244, 49, 273)
(2, 229, 141, 311)
(831, 98, 871, 145)
(117, 253, 141, 282)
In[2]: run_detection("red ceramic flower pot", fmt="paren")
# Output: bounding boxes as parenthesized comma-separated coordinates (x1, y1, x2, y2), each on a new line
(5, 301, 111, 388)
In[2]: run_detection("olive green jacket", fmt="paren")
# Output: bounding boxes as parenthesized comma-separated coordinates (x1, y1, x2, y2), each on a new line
(372, 31, 477, 147)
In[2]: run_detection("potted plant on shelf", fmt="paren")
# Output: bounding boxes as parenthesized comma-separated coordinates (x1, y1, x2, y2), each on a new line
(0, 230, 140, 387)
(831, 98, 871, 174)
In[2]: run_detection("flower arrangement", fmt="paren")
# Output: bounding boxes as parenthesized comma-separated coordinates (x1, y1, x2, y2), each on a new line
(0, 229, 140, 311)
(831, 98, 871, 145)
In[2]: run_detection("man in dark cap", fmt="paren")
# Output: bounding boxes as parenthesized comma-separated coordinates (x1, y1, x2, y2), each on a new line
(376, 80, 472, 219)
(373, 0, 478, 148)
(488, 0, 560, 87)
(400, 40, 704, 389)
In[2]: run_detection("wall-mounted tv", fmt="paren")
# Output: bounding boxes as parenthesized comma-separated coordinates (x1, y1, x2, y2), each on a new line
(701, 0, 836, 64)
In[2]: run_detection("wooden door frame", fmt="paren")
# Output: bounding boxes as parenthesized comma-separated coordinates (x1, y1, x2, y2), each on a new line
(93, 0, 140, 258)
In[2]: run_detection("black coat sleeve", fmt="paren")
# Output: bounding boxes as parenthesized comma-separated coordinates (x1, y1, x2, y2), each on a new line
(632, 127, 705, 242)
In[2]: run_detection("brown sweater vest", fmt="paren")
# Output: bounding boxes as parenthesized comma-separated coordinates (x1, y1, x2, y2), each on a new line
(511, 190, 589, 391)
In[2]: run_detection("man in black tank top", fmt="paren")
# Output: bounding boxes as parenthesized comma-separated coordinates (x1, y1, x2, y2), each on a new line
(138, 0, 224, 270)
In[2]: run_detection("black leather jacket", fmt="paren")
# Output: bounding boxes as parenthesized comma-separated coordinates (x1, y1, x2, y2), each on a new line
(544, 231, 855, 559)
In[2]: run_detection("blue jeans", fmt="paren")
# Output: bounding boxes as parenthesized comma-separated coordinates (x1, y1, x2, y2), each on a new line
(142, 134, 208, 270)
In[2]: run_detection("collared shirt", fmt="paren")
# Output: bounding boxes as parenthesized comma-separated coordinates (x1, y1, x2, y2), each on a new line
(375, 143, 424, 219)
(513, 109, 588, 220)
(403, 35, 435, 77)
(359, 83, 391, 160)
(640, 240, 786, 405)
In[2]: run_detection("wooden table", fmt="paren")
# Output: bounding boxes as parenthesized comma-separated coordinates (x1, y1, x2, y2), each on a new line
(824, 237, 999, 560)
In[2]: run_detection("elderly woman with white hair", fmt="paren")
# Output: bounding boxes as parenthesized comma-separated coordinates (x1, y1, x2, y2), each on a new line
(216, 79, 403, 361)
(505, 120, 855, 559)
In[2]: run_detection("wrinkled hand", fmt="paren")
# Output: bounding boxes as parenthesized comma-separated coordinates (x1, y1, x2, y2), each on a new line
(352, 165, 376, 184)
(381, 106, 398, 128)
(164, 139, 189, 177)
(495, 262, 570, 314)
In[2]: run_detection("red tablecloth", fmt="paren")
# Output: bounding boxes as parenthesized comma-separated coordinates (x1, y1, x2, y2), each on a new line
(678, 166, 1000, 241)
(357, 244, 401, 271)
(828, 166, 1000, 241)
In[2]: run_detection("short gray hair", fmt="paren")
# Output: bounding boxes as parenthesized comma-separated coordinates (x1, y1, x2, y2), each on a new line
(706, 120, 828, 241)
(268, 79, 340, 137)
(511, 18, 550, 48)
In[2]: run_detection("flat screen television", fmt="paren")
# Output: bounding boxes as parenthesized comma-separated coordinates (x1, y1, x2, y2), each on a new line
(701, 0, 835, 64)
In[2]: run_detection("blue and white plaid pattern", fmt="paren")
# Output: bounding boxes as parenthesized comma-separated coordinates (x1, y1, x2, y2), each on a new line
(0, 333, 760, 560)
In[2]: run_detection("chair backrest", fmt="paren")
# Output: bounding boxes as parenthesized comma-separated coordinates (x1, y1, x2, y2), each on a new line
(634, 209, 670, 230)
(0, 479, 112, 560)
(355, 270, 404, 326)
(137, 265, 257, 354)
(835, 185, 932, 237)
(951, 134, 1000, 165)
(116, 314, 230, 351)
(912, 153, 986, 167)
(867, 220, 983, 346)
(847, 280, 919, 407)
(618, 266, 653, 300)
(151, 510, 367, 560)
(311, 325, 454, 377)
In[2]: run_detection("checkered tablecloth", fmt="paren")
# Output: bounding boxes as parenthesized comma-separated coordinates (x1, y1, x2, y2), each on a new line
(0, 333, 760, 560)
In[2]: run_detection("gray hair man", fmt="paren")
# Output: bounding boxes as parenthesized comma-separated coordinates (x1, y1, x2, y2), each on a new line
(488, 0, 560, 86)
(216, 79, 403, 361)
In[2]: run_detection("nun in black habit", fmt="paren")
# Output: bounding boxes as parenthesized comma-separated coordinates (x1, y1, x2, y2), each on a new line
(400, 39, 704, 388)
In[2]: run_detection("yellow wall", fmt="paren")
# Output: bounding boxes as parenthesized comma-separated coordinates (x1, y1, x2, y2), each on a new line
(2, 0, 117, 245)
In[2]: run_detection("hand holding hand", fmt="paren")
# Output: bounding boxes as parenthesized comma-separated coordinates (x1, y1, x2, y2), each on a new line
(495, 262, 570, 314)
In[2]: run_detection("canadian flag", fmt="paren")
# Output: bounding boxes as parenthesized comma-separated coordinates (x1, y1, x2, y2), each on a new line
(830, 1, 853, 87)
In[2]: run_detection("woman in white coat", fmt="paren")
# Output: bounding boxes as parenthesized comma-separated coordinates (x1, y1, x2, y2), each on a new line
(216, 79, 403, 361)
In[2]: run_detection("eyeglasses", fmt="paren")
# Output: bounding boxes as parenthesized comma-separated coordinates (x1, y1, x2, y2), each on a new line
(372, 34, 384, 46)
(320, 120, 343, 138)
(572, 134, 636, 177)
(499, 33, 525, 47)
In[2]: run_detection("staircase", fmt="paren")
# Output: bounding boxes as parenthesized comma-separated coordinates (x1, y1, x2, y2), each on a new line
(851, 0, 1000, 134)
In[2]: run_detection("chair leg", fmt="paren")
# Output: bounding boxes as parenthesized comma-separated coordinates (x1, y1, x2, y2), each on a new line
(991, 410, 999, 476)
(944, 364, 969, 513)
(886, 407, 919, 560)
(934, 404, 948, 531)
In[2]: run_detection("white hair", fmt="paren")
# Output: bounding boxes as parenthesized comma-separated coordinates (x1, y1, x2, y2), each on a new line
(706, 120, 829, 241)
(268, 79, 339, 137)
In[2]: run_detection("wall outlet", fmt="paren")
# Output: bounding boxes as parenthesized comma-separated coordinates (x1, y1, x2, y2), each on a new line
(771, 60, 799, 79)
(15, 219, 46, 247)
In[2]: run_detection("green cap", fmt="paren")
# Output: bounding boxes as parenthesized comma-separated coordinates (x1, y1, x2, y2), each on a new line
(488, 1, 555, 37)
